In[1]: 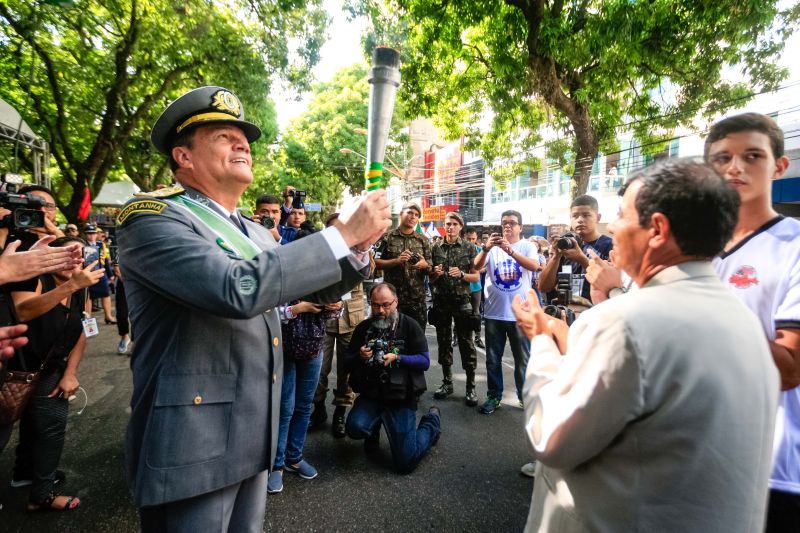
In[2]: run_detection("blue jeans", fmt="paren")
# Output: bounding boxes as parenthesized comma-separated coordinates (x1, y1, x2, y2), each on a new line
(345, 396, 440, 473)
(274, 353, 323, 469)
(484, 318, 530, 402)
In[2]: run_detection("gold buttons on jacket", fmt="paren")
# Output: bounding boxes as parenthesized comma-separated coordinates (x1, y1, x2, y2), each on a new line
(272, 337, 279, 346)
(193, 395, 202, 405)
(272, 373, 277, 383)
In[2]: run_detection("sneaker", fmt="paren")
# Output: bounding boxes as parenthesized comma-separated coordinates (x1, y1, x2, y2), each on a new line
(117, 337, 130, 354)
(433, 382, 453, 400)
(479, 397, 502, 414)
(520, 462, 537, 478)
(267, 470, 283, 494)
(464, 389, 478, 407)
(518, 400, 524, 409)
(285, 459, 318, 480)
(10, 469, 65, 488)
(474, 336, 485, 349)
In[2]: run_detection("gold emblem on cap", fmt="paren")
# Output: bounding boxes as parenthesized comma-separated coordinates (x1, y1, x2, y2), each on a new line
(211, 89, 241, 117)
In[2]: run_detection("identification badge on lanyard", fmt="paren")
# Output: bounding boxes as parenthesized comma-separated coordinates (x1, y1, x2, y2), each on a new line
(82, 313, 99, 338)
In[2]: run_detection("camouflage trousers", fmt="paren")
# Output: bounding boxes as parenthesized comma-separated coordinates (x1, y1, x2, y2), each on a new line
(398, 299, 427, 330)
(433, 299, 477, 372)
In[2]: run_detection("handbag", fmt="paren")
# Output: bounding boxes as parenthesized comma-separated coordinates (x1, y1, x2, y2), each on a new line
(0, 368, 43, 425)
(0, 284, 76, 425)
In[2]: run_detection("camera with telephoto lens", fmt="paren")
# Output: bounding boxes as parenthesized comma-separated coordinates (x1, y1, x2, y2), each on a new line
(408, 252, 421, 265)
(0, 175, 46, 230)
(289, 189, 306, 209)
(543, 272, 576, 326)
(557, 231, 583, 251)
(260, 216, 275, 229)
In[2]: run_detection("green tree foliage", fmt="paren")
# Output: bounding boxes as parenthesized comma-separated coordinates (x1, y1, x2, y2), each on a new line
(267, 63, 409, 216)
(353, 0, 798, 198)
(0, 0, 326, 221)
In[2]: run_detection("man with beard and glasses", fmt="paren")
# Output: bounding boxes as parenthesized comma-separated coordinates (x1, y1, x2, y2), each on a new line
(343, 282, 441, 473)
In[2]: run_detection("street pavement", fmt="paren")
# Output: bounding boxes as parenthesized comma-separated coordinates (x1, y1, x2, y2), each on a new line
(1, 314, 534, 532)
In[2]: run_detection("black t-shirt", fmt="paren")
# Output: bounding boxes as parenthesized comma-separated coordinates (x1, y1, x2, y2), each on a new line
(550, 234, 613, 303)
(6, 274, 85, 373)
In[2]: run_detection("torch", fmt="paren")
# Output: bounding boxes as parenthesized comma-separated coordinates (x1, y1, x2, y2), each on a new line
(364, 47, 401, 192)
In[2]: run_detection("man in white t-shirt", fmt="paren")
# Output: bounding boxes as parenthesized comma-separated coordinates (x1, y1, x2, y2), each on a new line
(706, 112, 800, 533)
(473, 210, 539, 414)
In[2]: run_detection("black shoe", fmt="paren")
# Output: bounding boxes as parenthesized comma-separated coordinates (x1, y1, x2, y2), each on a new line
(332, 407, 346, 439)
(364, 430, 380, 453)
(433, 382, 453, 399)
(474, 336, 485, 349)
(428, 406, 442, 446)
(464, 389, 478, 407)
(308, 401, 327, 430)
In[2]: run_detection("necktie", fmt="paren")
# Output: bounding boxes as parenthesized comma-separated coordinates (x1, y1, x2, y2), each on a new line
(229, 213, 245, 234)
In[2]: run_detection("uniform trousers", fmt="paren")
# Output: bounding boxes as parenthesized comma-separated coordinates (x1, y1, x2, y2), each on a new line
(138, 470, 268, 533)
(314, 330, 355, 407)
(434, 300, 476, 372)
(398, 299, 427, 331)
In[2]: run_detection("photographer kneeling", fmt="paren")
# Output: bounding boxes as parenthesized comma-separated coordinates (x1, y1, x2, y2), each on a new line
(344, 282, 441, 473)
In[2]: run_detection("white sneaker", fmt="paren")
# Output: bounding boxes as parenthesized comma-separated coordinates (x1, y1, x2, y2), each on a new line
(520, 462, 537, 478)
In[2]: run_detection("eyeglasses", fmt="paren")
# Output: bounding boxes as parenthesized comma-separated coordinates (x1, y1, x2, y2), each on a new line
(371, 299, 397, 311)
(42, 202, 57, 209)
(501, 220, 519, 227)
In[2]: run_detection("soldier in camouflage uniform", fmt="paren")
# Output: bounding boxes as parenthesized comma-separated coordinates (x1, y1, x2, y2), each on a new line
(374, 203, 431, 329)
(429, 212, 480, 406)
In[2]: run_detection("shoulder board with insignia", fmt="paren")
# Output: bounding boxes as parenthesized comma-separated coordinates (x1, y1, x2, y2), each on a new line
(117, 199, 168, 225)
(134, 184, 185, 199)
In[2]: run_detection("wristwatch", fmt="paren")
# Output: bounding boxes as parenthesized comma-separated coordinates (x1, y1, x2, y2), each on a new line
(459, 271, 465, 280)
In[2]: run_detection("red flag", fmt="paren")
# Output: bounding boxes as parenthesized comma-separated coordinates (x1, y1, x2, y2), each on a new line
(77, 187, 91, 221)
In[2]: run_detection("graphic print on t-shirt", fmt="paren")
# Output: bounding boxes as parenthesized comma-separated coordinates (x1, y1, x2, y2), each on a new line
(728, 265, 759, 289)
(493, 257, 523, 291)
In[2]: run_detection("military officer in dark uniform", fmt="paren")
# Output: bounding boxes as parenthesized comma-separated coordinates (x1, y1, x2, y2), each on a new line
(116, 86, 390, 532)
(374, 203, 431, 329)
(429, 211, 480, 406)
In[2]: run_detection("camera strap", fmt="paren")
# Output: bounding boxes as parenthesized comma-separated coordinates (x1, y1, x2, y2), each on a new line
(168, 195, 262, 260)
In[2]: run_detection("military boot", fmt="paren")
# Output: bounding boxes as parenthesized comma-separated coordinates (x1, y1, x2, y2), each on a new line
(464, 370, 478, 406)
(433, 365, 454, 399)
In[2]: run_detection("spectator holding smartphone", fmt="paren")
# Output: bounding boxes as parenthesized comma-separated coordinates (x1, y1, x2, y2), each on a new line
(5, 237, 104, 511)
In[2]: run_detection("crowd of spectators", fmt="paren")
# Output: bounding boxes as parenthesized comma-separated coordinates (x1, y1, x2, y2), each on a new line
(1, 110, 796, 533)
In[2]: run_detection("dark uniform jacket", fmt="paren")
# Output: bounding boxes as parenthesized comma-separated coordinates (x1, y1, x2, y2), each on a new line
(117, 186, 367, 507)
(375, 228, 431, 305)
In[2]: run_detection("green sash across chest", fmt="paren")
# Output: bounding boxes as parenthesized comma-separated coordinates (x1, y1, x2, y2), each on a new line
(168, 194, 262, 260)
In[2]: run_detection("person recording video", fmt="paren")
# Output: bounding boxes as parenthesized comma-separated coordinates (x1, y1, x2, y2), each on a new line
(252, 194, 283, 243)
(343, 282, 441, 473)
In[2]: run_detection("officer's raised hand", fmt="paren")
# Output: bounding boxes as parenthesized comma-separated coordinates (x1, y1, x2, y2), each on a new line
(336, 190, 392, 251)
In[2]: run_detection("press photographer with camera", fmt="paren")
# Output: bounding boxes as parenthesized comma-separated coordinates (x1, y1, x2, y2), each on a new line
(279, 185, 297, 226)
(538, 195, 612, 304)
(252, 194, 283, 243)
(343, 282, 441, 473)
(428, 212, 480, 406)
(279, 200, 309, 244)
(6, 185, 65, 250)
(374, 203, 431, 329)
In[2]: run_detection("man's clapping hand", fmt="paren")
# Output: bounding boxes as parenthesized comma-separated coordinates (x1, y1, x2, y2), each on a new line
(512, 289, 569, 354)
